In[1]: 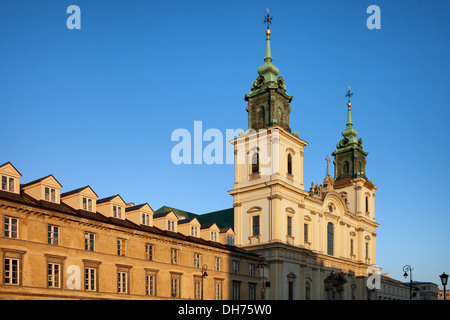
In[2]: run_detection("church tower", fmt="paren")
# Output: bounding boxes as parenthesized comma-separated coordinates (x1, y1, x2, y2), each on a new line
(332, 88, 369, 182)
(332, 89, 377, 221)
(229, 12, 308, 248)
(245, 25, 292, 132)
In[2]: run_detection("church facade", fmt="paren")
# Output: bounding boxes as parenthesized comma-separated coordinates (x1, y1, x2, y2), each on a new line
(229, 25, 379, 300)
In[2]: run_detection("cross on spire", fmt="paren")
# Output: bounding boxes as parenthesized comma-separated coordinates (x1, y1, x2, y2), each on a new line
(345, 86, 353, 103)
(264, 9, 272, 29)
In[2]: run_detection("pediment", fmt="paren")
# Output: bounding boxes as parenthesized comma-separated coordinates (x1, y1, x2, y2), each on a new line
(0, 162, 22, 178)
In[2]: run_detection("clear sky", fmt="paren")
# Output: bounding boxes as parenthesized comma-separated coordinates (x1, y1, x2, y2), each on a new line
(1, 0, 449, 289)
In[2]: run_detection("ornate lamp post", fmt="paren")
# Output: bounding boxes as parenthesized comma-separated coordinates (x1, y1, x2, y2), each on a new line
(403, 265, 416, 300)
(257, 260, 269, 300)
(440, 272, 448, 300)
(201, 264, 208, 300)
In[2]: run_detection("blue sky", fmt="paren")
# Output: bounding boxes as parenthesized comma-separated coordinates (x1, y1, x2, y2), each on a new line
(1, 0, 449, 289)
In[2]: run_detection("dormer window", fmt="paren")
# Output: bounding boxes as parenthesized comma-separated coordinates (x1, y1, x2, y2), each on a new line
(113, 205, 122, 218)
(142, 213, 151, 226)
(168, 220, 175, 232)
(191, 226, 198, 237)
(45, 187, 56, 202)
(211, 231, 218, 242)
(1, 175, 15, 192)
(83, 197, 93, 211)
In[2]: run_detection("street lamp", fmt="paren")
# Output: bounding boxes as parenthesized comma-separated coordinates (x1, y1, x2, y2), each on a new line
(440, 272, 448, 301)
(257, 260, 269, 300)
(201, 264, 208, 300)
(403, 265, 415, 300)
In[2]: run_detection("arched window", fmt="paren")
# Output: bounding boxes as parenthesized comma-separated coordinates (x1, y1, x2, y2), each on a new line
(305, 281, 311, 300)
(287, 153, 292, 175)
(257, 106, 265, 125)
(251, 152, 259, 174)
(365, 196, 369, 212)
(343, 161, 350, 177)
(327, 222, 334, 255)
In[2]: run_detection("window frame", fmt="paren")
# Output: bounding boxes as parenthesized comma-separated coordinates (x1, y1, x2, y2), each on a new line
(327, 222, 334, 255)
(252, 215, 260, 236)
(4, 216, 18, 239)
(84, 232, 95, 251)
(4, 258, 20, 285)
(44, 187, 56, 202)
(113, 205, 122, 219)
(47, 262, 61, 288)
(117, 238, 126, 256)
(1, 175, 15, 192)
(82, 197, 93, 211)
(48, 225, 60, 245)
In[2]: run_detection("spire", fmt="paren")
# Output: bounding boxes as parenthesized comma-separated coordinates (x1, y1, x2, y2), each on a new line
(341, 87, 358, 145)
(257, 9, 279, 84)
(245, 10, 292, 132)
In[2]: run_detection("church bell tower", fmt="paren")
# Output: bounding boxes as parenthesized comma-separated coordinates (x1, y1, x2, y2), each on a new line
(229, 11, 308, 247)
(245, 13, 292, 133)
(332, 88, 369, 181)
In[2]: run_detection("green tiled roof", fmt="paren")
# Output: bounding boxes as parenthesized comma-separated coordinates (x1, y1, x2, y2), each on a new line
(154, 206, 234, 229)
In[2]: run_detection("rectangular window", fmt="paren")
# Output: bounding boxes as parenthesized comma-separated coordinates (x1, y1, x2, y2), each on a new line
(4, 216, 18, 239)
(85, 267, 97, 291)
(4, 258, 19, 285)
(47, 263, 61, 288)
(118, 271, 128, 294)
(232, 282, 240, 300)
(194, 253, 201, 268)
(215, 281, 222, 300)
(113, 206, 122, 218)
(365, 242, 369, 258)
(227, 235, 234, 245)
(288, 281, 294, 300)
(146, 244, 153, 261)
(194, 279, 202, 300)
(215, 257, 220, 271)
(48, 225, 59, 245)
(191, 226, 198, 237)
(84, 232, 94, 251)
(82, 197, 93, 211)
(45, 187, 56, 202)
(171, 276, 180, 298)
(232, 261, 239, 274)
(304, 224, 308, 242)
(168, 220, 175, 231)
(287, 216, 292, 236)
(249, 264, 255, 277)
(146, 274, 156, 296)
(252, 215, 260, 236)
(211, 231, 217, 241)
(1, 175, 14, 192)
(117, 239, 126, 256)
(171, 249, 178, 264)
(249, 283, 256, 300)
(350, 239, 354, 256)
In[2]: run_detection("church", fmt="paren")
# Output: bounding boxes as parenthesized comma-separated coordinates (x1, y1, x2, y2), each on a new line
(0, 15, 378, 300)
(228, 18, 379, 300)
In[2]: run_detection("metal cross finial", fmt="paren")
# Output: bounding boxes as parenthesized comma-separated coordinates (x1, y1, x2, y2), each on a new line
(345, 86, 353, 103)
(264, 8, 272, 29)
